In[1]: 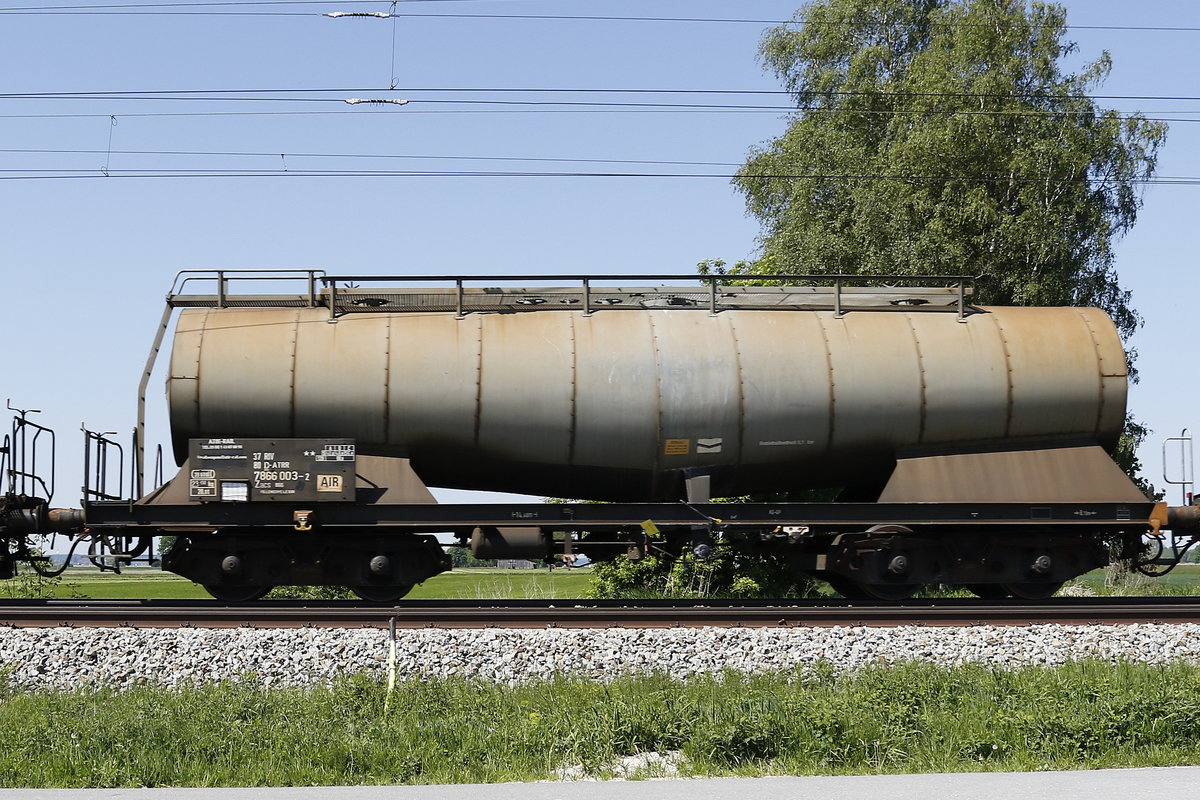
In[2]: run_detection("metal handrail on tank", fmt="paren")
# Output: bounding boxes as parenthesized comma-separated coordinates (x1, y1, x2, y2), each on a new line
(167, 268, 327, 308)
(160, 270, 977, 318)
(320, 273, 978, 321)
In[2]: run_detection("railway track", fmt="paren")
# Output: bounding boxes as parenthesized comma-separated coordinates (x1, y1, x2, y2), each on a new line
(2, 597, 1200, 628)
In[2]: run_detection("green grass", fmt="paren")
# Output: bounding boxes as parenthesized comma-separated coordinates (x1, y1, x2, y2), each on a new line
(48, 571, 203, 600)
(1067, 564, 1200, 596)
(5, 567, 594, 601)
(409, 567, 593, 599)
(3, 661, 1200, 787)
(5, 562, 1199, 601)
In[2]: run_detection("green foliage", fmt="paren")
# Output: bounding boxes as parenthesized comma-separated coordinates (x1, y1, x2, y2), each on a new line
(590, 487, 836, 599)
(589, 553, 673, 599)
(156, 536, 177, 558)
(0, 566, 63, 599)
(729, 0, 1165, 489)
(0, 547, 77, 600)
(583, 481, 834, 599)
(733, 0, 1164, 344)
(1112, 415, 1163, 499)
(590, 536, 820, 600)
(447, 546, 496, 568)
(264, 585, 355, 600)
(5, 662, 1200, 786)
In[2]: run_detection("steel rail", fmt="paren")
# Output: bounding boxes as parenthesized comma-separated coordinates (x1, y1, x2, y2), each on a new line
(2, 597, 1200, 628)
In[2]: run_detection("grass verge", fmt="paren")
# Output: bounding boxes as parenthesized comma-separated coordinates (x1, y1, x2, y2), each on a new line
(10, 567, 594, 601)
(7, 563, 1200, 600)
(3, 660, 1200, 786)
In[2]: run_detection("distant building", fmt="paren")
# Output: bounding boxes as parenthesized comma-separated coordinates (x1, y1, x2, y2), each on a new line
(496, 559, 537, 570)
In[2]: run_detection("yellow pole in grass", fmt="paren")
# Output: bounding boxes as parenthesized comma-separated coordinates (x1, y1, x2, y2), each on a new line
(384, 616, 397, 713)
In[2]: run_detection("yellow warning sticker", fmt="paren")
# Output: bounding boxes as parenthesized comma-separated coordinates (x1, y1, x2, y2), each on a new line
(664, 438, 690, 455)
(641, 520, 662, 538)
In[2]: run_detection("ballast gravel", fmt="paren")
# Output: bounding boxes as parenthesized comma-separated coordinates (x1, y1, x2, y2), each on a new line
(4, 623, 1200, 691)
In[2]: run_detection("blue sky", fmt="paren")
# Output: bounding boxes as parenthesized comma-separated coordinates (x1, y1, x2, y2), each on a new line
(2, 0, 1197, 508)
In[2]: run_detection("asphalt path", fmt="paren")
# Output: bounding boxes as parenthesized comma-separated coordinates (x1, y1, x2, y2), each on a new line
(3, 767, 1200, 799)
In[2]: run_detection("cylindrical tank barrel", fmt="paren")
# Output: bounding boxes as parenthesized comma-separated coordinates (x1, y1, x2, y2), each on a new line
(167, 305, 1127, 501)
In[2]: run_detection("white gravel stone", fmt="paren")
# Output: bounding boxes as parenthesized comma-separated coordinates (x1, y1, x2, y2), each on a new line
(3, 623, 1200, 692)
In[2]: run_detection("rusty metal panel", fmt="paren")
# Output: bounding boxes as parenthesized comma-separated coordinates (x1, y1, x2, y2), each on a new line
(823, 313, 923, 452)
(477, 312, 574, 465)
(384, 313, 481, 454)
(1075, 306, 1129, 448)
(353, 454, 436, 504)
(878, 444, 1148, 503)
(649, 312, 741, 475)
(1077, 306, 1128, 378)
(995, 307, 1107, 439)
(293, 313, 388, 442)
(572, 312, 658, 472)
(1097, 374, 1127, 448)
(729, 311, 832, 466)
(166, 309, 206, 461)
(192, 308, 297, 440)
(908, 312, 1010, 444)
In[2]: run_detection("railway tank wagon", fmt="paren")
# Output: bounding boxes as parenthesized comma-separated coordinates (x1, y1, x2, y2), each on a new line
(5, 271, 1195, 601)
(167, 296, 1129, 504)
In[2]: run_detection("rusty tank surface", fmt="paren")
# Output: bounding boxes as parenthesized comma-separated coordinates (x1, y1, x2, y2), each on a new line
(166, 285, 1128, 502)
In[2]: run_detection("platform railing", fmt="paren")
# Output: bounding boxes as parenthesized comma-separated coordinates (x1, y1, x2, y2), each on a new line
(81, 426, 126, 503)
(167, 268, 327, 308)
(3, 404, 55, 503)
(162, 270, 976, 318)
(318, 273, 976, 319)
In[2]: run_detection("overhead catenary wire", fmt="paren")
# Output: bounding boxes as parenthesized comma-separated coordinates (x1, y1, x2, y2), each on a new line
(1, 12, 1190, 179)
(2, 95, 1199, 118)
(0, 147, 743, 167)
(2, 1, 1200, 33)
(0, 0, 491, 10)
(10, 87, 1200, 102)
(6, 110, 1200, 123)
(0, 96, 801, 109)
(1, 101, 1198, 121)
(0, 109, 824, 118)
(1, 85, 1187, 124)
(2, 169, 1199, 183)
(3, 150, 1198, 187)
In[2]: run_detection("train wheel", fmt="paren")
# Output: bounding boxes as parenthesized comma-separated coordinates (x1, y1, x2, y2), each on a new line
(1002, 582, 1064, 601)
(351, 584, 414, 603)
(965, 584, 1010, 599)
(203, 584, 271, 602)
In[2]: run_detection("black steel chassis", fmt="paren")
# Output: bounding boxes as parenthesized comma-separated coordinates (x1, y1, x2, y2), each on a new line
(77, 497, 1161, 600)
(82, 498, 1159, 534)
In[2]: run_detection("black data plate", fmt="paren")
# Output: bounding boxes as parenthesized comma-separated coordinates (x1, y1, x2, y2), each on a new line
(187, 438, 356, 502)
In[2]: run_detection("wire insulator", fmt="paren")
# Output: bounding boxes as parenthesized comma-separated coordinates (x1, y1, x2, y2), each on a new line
(344, 98, 409, 105)
(323, 12, 391, 19)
